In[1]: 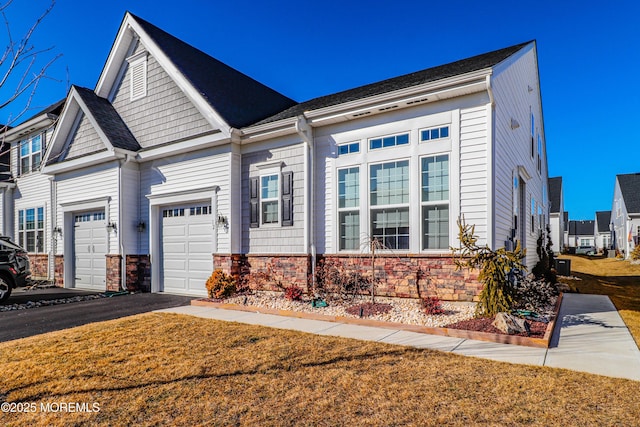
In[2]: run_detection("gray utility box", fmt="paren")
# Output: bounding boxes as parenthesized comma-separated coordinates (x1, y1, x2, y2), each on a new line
(555, 259, 571, 276)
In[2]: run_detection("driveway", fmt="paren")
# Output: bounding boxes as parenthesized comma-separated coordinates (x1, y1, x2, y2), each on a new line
(0, 288, 193, 342)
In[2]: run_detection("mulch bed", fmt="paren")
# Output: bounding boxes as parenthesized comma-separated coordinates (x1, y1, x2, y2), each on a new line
(445, 316, 548, 338)
(344, 302, 392, 317)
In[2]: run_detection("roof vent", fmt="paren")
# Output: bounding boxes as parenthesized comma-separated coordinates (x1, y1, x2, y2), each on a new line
(378, 105, 398, 112)
(406, 98, 428, 105)
(351, 111, 371, 118)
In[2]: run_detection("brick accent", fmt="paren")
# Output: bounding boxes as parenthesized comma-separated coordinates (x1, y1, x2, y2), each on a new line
(125, 255, 151, 292)
(54, 255, 64, 287)
(106, 254, 122, 292)
(214, 254, 311, 291)
(27, 254, 49, 280)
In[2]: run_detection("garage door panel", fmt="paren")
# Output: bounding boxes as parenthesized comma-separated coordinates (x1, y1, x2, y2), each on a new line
(163, 224, 187, 237)
(74, 210, 107, 290)
(188, 241, 212, 254)
(163, 242, 187, 254)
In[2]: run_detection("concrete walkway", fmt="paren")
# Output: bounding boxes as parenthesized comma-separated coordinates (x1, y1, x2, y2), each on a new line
(156, 293, 640, 381)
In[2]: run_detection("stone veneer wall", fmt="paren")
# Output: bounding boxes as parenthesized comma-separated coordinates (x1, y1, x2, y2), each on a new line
(27, 254, 49, 280)
(214, 253, 481, 302)
(106, 254, 122, 292)
(54, 255, 64, 287)
(125, 255, 151, 292)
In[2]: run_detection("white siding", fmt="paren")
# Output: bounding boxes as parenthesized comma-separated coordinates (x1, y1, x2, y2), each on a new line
(241, 137, 305, 254)
(121, 162, 140, 254)
(491, 45, 547, 267)
(459, 105, 489, 243)
(54, 162, 120, 255)
(111, 41, 215, 148)
(14, 172, 52, 253)
(139, 146, 231, 254)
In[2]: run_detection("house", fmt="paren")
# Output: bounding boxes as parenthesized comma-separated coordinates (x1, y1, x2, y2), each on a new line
(13, 12, 548, 300)
(563, 211, 569, 250)
(594, 210, 611, 253)
(568, 220, 595, 248)
(611, 173, 640, 258)
(0, 100, 65, 279)
(548, 176, 564, 253)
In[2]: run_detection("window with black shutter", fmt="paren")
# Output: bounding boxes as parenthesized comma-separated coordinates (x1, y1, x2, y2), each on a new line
(281, 171, 293, 226)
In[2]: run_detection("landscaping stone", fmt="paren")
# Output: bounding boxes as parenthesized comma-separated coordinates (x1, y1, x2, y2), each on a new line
(492, 312, 530, 335)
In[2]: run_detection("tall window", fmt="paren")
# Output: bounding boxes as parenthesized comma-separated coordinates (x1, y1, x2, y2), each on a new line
(421, 155, 449, 249)
(261, 174, 279, 224)
(18, 207, 44, 252)
(338, 167, 360, 250)
(370, 160, 409, 249)
(19, 134, 42, 174)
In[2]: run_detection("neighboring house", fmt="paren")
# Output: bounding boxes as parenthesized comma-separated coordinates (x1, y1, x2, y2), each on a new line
(594, 210, 611, 253)
(16, 12, 547, 300)
(0, 100, 65, 279)
(562, 211, 569, 250)
(548, 176, 564, 253)
(568, 220, 595, 248)
(611, 173, 640, 258)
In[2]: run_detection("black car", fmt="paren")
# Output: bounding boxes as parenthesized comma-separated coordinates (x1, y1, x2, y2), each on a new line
(0, 237, 31, 302)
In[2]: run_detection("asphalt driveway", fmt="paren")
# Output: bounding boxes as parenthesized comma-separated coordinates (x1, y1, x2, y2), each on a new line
(0, 288, 193, 342)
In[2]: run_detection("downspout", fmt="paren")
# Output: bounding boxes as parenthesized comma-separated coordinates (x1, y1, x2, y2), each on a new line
(49, 177, 56, 281)
(295, 116, 315, 290)
(118, 154, 134, 292)
(485, 74, 495, 249)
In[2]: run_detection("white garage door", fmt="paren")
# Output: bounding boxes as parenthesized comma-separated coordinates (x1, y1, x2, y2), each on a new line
(74, 211, 107, 290)
(161, 203, 213, 296)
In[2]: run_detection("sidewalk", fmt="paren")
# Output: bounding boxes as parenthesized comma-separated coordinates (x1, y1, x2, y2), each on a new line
(157, 293, 640, 381)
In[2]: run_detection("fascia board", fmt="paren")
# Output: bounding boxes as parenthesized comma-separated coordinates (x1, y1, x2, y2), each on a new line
(42, 96, 80, 166)
(239, 117, 298, 143)
(95, 13, 136, 98)
(41, 150, 119, 175)
(136, 131, 228, 162)
(4, 115, 55, 142)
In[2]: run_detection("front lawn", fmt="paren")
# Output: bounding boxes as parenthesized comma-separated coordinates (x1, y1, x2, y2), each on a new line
(2, 313, 639, 426)
(557, 255, 640, 344)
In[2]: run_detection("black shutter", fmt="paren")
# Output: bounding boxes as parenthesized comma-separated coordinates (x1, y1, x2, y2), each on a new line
(250, 177, 259, 228)
(281, 171, 293, 226)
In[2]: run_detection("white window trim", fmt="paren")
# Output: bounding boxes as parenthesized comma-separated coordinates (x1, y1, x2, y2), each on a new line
(368, 132, 410, 151)
(419, 125, 451, 143)
(19, 133, 43, 175)
(420, 153, 450, 251)
(337, 165, 360, 251)
(260, 173, 280, 226)
(17, 206, 45, 253)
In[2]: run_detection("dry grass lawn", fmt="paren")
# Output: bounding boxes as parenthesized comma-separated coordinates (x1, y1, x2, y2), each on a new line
(558, 255, 640, 343)
(2, 312, 639, 426)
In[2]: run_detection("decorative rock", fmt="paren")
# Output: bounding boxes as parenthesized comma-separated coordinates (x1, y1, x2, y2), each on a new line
(492, 312, 530, 335)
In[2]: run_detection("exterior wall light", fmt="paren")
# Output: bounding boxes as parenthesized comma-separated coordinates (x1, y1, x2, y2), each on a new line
(137, 221, 146, 232)
(106, 222, 117, 233)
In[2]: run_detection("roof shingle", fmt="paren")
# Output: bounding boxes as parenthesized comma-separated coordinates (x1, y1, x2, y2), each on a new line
(548, 177, 562, 214)
(617, 173, 640, 214)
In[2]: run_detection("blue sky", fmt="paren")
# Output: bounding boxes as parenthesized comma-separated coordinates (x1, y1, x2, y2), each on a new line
(1, 0, 638, 220)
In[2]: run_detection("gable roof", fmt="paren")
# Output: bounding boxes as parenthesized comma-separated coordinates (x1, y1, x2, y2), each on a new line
(596, 211, 611, 233)
(617, 173, 640, 214)
(548, 177, 562, 214)
(129, 13, 296, 129)
(253, 41, 532, 126)
(568, 220, 595, 236)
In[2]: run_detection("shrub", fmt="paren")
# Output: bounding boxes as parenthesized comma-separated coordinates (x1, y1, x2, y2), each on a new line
(452, 218, 527, 316)
(421, 296, 445, 315)
(631, 245, 640, 261)
(205, 269, 236, 299)
(513, 275, 560, 314)
(314, 260, 375, 302)
(284, 285, 304, 301)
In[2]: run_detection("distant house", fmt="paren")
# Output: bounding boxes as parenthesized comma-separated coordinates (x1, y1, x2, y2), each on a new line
(568, 220, 595, 248)
(563, 211, 569, 250)
(548, 176, 564, 253)
(3, 12, 550, 300)
(594, 211, 611, 253)
(0, 100, 65, 279)
(611, 173, 640, 258)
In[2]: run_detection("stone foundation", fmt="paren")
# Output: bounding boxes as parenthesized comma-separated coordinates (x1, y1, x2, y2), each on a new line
(27, 254, 49, 280)
(213, 253, 481, 302)
(106, 254, 122, 292)
(54, 255, 64, 287)
(125, 255, 151, 292)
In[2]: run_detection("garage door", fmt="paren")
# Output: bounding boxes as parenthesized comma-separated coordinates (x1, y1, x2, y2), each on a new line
(161, 203, 213, 296)
(74, 211, 107, 290)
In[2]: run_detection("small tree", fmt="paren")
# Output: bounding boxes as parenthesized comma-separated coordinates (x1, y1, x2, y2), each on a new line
(451, 218, 527, 316)
(532, 226, 557, 284)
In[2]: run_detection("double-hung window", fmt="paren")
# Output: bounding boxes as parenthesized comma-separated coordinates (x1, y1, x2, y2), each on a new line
(261, 175, 279, 224)
(421, 155, 449, 249)
(19, 134, 42, 174)
(338, 167, 360, 250)
(18, 207, 44, 252)
(370, 160, 409, 250)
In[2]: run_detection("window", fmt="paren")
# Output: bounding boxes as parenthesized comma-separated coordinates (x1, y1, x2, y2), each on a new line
(162, 208, 185, 218)
(531, 197, 536, 233)
(261, 174, 279, 224)
(537, 134, 542, 173)
(18, 207, 44, 253)
(338, 167, 359, 250)
(530, 110, 535, 158)
(19, 134, 43, 174)
(369, 133, 409, 150)
(370, 160, 409, 249)
(338, 142, 360, 156)
(189, 205, 212, 216)
(420, 126, 449, 142)
(421, 155, 449, 249)
(128, 53, 148, 101)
